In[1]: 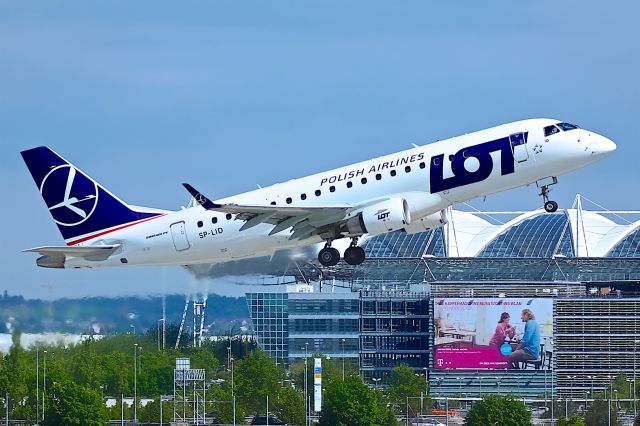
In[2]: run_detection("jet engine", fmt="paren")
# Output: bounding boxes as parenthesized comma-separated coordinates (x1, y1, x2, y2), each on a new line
(402, 209, 449, 234)
(343, 198, 410, 236)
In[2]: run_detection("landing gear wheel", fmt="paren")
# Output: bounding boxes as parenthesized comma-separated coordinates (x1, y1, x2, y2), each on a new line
(344, 246, 366, 266)
(544, 200, 558, 213)
(318, 247, 340, 267)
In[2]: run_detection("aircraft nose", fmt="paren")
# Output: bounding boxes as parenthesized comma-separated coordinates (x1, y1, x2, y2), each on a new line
(599, 136, 617, 154)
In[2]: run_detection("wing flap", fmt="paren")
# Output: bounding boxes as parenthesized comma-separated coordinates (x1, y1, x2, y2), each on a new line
(24, 245, 121, 266)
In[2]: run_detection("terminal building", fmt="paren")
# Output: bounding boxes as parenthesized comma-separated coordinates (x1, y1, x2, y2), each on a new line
(246, 201, 640, 399)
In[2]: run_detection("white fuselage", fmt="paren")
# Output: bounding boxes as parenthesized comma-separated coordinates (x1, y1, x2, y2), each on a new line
(66, 118, 615, 268)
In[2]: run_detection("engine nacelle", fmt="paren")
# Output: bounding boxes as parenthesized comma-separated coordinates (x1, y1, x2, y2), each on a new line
(402, 209, 449, 234)
(343, 198, 410, 236)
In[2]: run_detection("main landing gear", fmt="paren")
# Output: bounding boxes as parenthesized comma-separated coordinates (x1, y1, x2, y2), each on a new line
(540, 185, 558, 213)
(318, 238, 366, 267)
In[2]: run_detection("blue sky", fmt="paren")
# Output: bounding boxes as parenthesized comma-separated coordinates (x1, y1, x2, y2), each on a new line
(1, 2, 637, 299)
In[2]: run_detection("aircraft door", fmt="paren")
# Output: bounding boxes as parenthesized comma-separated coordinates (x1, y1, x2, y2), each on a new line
(170, 221, 190, 251)
(509, 132, 529, 163)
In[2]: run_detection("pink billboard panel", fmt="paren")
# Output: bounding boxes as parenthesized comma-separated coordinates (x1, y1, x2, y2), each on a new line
(433, 298, 553, 370)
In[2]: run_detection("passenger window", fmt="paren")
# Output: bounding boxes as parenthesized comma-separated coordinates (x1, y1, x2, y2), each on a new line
(405, 166, 411, 173)
(270, 201, 276, 206)
(330, 186, 336, 192)
(212, 217, 218, 224)
(315, 189, 321, 196)
(286, 197, 292, 204)
(226, 213, 232, 220)
(197, 221, 203, 228)
(347, 181, 353, 188)
(390, 170, 397, 177)
(544, 125, 560, 137)
(419, 162, 426, 169)
(376, 173, 382, 181)
(301, 194, 307, 200)
(361, 177, 368, 184)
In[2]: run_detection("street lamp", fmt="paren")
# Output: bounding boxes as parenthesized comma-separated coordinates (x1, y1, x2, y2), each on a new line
(304, 342, 308, 426)
(226, 357, 236, 426)
(341, 338, 346, 380)
(43, 350, 47, 422)
(422, 367, 428, 392)
(134, 343, 138, 423)
(372, 377, 381, 389)
(157, 319, 164, 351)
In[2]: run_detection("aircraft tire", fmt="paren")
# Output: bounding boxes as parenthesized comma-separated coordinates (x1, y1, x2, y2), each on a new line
(344, 246, 366, 265)
(544, 200, 558, 213)
(318, 247, 340, 267)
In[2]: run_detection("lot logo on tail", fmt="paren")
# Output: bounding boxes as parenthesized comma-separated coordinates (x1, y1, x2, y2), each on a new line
(40, 165, 98, 226)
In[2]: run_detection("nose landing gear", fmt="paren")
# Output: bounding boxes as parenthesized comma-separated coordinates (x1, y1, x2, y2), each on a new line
(540, 185, 558, 213)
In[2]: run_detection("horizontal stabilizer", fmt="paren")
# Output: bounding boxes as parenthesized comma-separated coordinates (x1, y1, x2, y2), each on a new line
(24, 245, 121, 268)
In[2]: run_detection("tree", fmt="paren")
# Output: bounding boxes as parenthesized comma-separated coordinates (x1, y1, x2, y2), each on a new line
(387, 364, 429, 414)
(584, 399, 620, 426)
(465, 395, 532, 426)
(320, 374, 393, 426)
(235, 349, 285, 414)
(44, 380, 108, 426)
(275, 385, 305, 426)
(558, 416, 587, 426)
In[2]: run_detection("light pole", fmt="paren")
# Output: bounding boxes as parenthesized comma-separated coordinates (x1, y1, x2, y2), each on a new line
(422, 367, 428, 393)
(100, 385, 104, 401)
(304, 342, 308, 426)
(42, 350, 47, 422)
(372, 377, 381, 389)
(157, 319, 164, 351)
(36, 346, 39, 423)
(634, 339, 639, 417)
(341, 338, 345, 380)
(134, 343, 138, 424)
(227, 357, 236, 426)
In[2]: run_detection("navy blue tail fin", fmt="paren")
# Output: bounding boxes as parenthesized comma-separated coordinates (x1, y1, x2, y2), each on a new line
(21, 146, 163, 244)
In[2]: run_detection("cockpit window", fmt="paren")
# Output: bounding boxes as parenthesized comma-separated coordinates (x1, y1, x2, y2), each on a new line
(557, 122, 580, 131)
(544, 125, 560, 137)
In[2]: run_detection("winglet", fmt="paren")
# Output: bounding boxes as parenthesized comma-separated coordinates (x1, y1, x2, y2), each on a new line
(182, 183, 219, 210)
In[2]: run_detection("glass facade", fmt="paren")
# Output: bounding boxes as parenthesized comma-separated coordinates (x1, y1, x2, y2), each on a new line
(245, 292, 288, 364)
(363, 230, 432, 258)
(478, 212, 574, 258)
(608, 227, 640, 258)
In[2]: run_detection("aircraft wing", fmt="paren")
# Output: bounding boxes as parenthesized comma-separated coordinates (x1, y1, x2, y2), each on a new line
(183, 183, 382, 240)
(23, 245, 121, 267)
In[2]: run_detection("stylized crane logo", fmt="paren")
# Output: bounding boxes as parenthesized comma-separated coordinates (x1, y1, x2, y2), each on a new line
(40, 165, 98, 226)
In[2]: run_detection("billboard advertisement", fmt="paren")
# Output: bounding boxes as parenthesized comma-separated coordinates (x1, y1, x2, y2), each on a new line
(433, 298, 553, 370)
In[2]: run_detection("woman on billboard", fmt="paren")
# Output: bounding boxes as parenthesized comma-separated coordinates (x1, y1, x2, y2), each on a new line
(488, 312, 516, 348)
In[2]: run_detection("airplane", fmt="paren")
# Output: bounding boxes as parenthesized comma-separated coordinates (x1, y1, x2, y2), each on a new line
(21, 118, 616, 269)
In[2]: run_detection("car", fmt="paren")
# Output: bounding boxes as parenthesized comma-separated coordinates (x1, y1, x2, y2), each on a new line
(411, 417, 446, 426)
(250, 415, 288, 425)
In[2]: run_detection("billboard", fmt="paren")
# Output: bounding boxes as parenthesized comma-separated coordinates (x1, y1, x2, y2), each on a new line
(433, 298, 553, 370)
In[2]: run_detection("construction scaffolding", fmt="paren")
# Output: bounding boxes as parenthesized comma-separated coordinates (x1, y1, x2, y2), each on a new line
(173, 357, 206, 424)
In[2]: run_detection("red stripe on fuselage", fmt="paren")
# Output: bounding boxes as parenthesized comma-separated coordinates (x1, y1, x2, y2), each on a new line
(67, 214, 167, 246)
